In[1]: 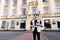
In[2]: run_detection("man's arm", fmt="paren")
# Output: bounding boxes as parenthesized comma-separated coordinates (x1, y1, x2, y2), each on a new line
(30, 21, 33, 28)
(30, 21, 35, 28)
(40, 21, 42, 24)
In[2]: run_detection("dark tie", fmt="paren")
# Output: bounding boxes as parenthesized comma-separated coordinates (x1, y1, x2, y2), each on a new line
(35, 20, 37, 26)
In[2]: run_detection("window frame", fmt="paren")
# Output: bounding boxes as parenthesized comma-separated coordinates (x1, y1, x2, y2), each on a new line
(22, 8, 26, 15)
(56, 5, 60, 13)
(11, 21, 15, 28)
(32, 7, 38, 14)
(44, 7, 49, 14)
(3, 9, 8, 16)
(5, 0, 9, 6)
(12, 9, 17, 16)
(22, 0, 26, 4)
(13, 0, 17, 5)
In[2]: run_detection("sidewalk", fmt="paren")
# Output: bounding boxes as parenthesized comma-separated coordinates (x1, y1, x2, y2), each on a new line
(9, 32, 48, 40)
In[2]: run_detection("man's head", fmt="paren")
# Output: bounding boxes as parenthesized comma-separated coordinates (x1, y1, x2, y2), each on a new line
(33, 14, 39, 20)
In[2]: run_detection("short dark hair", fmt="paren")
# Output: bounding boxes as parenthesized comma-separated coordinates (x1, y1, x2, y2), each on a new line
(34, 14, 39, 16)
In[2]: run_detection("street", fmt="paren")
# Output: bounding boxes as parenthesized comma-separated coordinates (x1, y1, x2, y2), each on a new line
(0, 31, 25, 40)
(42, 31, 60, 40)
(0, 31, 60, 40)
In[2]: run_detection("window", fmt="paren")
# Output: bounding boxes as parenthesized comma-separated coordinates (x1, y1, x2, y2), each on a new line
(22, 8, 26, 15)
(2, 21, 6, 28)
(11, 21, 15, 28)
(44, 7, 49, 14)
(13, 0, 17, 5)
(22, 0, 26, 4)
(12, 9, 17, 16)
(5, 0, 9, 6)
(32, 7, 38, 14)
(56, 5, 60, 13)
(3, 9, 8, 16)
(43, 0, 48, 2)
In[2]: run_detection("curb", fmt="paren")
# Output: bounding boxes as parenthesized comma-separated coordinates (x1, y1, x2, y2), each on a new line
(42, 30, 60, 32)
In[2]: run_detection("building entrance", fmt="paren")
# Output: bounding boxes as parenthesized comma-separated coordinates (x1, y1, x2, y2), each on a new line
(20, 20, 26, 29)
(57, 21, 60, 28)
(44, 19, 51, 28)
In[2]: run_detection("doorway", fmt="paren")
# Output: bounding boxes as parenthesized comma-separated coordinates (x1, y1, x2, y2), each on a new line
(20, 20, 26, 29)
(57, 21, 60, 28)
(44, 19, 51, 28)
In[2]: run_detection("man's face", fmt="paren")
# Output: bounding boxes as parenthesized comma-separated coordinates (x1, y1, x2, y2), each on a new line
(34, 15, 39, 19)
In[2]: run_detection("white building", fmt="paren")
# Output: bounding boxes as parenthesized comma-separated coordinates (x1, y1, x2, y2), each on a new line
(0, 0, 60, 30)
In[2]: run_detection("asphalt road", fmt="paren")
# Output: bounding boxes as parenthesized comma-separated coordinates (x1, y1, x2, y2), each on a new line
(0, 31, 60, 40)
(0, 31, 25, 40)
(42, 31, 60, 40)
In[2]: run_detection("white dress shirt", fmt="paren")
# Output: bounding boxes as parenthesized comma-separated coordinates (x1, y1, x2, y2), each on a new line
(32, 19, 44, 32)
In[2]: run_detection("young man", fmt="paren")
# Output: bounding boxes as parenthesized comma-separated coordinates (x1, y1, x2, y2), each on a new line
(30, 14, 43, 40)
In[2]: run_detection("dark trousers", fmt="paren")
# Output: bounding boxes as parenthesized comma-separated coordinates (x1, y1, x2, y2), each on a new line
(33, 27, 40, 40)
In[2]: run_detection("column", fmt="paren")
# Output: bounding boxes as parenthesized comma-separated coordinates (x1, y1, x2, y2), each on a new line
(0, 0, 5, 28)
(17, 0, 22, 17)
(0, 0, 5, 18)
(48, 0, 56, 15)
(26, 16, 30, 30)
(6, 20, 10, 30)
(8, 0, 13, 18)
(38, 0, 44, 14)
(26, 0, 30, 15)
(50, 19, 58, 30)
(41, 19, 45, 30)
(0, 20, 2, 29)
(28, 6, 32, 15)
(15, 20, 20, 30)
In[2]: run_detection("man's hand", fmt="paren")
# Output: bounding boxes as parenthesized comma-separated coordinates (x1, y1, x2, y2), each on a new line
(36, 23, 41, 26)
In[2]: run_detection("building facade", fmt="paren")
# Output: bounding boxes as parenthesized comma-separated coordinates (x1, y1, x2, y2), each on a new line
(0, 0, 60, 30)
